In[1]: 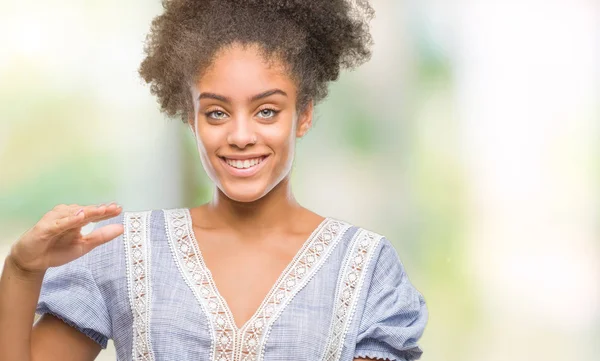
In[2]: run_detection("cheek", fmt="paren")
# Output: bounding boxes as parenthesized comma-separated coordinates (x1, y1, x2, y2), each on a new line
(193, 129, 221, 166)
(264, 115, 297, 150)
(264, 126, 295, 158)
(195, 121, 222, 149)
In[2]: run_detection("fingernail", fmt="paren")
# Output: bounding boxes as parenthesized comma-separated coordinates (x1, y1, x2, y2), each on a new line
(76, 208, 84, 215)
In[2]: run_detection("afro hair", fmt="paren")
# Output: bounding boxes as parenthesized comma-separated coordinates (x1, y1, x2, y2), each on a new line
(139, 0, 375, 123)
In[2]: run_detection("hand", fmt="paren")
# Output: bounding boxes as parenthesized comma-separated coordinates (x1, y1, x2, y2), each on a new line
(8, 203, 124, 274)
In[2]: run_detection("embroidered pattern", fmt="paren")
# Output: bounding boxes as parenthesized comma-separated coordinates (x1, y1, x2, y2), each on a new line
(164, 208, 236, 361)
(243, 219, 350, 361)
(123, 211, 155, 361)
(164, 208, 350, 361)
(321, 229, 383, 361)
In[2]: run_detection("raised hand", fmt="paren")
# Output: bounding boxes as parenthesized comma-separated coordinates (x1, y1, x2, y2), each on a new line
(8, 203, 124, 274)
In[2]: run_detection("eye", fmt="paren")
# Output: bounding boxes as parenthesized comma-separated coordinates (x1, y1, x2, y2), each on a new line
(206, 110, 228, 120)
(256, 108, 279, 119)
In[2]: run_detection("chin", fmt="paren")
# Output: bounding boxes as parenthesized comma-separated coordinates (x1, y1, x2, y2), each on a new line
(218, 182, 272, 203)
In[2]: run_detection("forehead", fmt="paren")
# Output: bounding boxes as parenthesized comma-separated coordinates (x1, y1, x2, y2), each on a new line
(193, 43, 296, 99)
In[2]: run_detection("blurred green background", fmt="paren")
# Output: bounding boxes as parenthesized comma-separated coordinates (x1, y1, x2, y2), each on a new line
(1, 0, 598, 360)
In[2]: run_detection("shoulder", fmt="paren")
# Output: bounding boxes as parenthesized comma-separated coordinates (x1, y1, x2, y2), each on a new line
(333, 219, 422, 303)
(328, 219, 407, 289)
(332, 218, 399, 265)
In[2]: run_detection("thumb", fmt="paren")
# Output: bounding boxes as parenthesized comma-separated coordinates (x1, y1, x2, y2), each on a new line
(80, 223, 124, 253)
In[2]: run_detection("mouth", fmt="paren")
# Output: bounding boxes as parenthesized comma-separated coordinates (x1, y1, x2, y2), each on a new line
(218, 155, 270, 177)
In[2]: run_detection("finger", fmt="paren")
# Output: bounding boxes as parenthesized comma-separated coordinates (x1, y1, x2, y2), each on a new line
(66, 202, 119, 216)
(44, 204, 80, 220)
(80, 223, 125, 253)
(49, 204, 122, 238)
(47, 208, 88, 237)
(73, 203, 116, 217)
(71, 204, 123, 228)
(44, 204, 99, 224)
(69, 203, 122, 223)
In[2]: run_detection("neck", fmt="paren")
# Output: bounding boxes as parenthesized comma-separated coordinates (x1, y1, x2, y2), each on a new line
(205, 176, 302, 232)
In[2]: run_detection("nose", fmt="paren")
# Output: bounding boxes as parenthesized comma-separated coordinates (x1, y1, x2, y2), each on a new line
(226, 116, 257, 149)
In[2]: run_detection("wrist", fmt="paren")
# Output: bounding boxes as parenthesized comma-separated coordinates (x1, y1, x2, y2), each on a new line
(4, 253, 46, 281)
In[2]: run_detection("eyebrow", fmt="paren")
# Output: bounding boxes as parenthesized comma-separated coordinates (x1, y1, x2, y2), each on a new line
(198, 89, 288, 103)
(250, 89, 287, 102)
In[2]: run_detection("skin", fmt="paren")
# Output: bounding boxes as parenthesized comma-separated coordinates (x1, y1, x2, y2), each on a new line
(0, 42, 373, 360)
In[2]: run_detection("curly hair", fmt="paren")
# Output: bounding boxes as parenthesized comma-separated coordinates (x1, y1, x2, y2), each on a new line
(139, 0, 374, 123)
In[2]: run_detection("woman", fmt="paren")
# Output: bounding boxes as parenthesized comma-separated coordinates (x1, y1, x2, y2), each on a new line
(0, 1, 428, 360)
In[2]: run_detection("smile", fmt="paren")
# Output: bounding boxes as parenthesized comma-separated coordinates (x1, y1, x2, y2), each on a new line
(219, 155, 269, 178)
(224, 156, 266, 169)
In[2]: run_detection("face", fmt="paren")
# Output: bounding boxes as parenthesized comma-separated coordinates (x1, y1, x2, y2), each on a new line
(188, 43, 313, 203)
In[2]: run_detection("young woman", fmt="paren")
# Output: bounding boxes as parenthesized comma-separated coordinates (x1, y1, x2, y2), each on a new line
(0, 1, 428, 360)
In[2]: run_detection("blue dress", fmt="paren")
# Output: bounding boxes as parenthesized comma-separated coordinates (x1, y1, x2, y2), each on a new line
(36, 208, 428, 361)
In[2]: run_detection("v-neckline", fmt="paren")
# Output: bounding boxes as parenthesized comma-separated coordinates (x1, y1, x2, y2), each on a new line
(182, 207, 330, 332)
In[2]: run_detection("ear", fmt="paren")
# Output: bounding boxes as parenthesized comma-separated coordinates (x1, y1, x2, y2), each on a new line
(296, 100, 314, 138)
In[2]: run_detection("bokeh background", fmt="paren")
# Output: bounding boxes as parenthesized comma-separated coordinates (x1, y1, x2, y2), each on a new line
(1, 0, 598, 360)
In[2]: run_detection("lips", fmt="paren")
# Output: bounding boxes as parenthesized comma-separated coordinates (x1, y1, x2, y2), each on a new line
(219, 155, 270, 178)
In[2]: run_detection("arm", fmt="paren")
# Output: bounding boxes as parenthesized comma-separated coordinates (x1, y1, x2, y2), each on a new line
(353, 238, 428, 361)
(32, 314, 101, 361)
(0, 256, 101, 361)
(0, 204, 122, 361)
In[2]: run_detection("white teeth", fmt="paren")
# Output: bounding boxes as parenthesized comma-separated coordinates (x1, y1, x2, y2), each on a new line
(225, 157, 264, 169)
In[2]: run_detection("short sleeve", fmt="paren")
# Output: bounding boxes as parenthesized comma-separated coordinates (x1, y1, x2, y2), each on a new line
(35, 224, 112, 349)
(354, 238, 428, 361)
